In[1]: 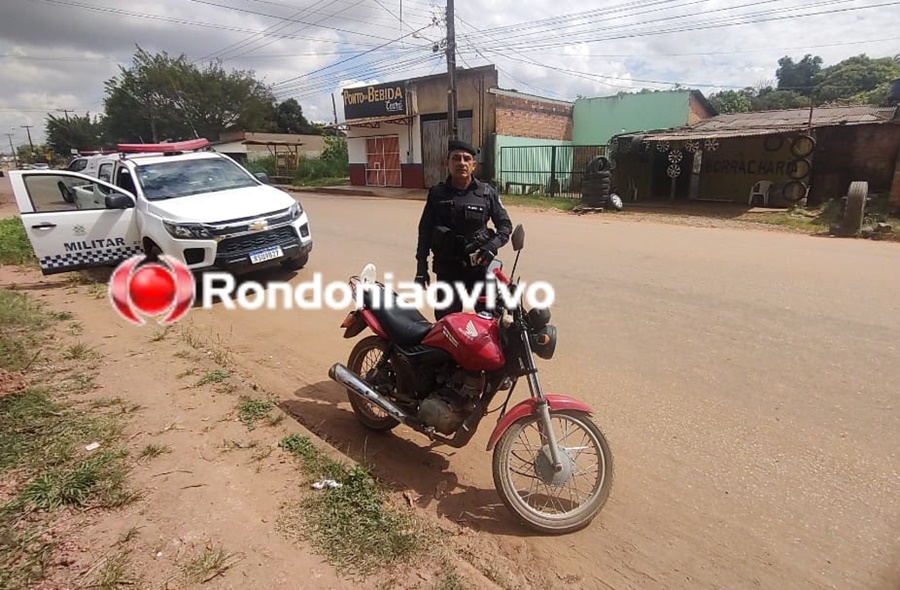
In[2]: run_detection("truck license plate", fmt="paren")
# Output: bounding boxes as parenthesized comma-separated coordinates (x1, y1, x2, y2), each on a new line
(249, 246, 283, 264)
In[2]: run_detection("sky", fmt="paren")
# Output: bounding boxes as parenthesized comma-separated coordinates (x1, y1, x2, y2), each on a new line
(1, 0, 898, 149)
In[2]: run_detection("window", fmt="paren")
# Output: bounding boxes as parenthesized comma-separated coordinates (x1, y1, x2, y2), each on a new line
(23, 174, 113, 212)
(67, 158, 87, 172)
(134, 157, 259, 200)
(98, 163, 113, 183)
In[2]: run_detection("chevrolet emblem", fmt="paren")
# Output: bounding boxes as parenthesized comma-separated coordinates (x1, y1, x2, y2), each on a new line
(249, 220, 268, 231)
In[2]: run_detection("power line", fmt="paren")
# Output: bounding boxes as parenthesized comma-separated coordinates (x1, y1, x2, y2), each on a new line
(470, 0, 899, 53)
(280, 53, 441, 102)
(271, 20, 437, 87)
(33, 0, 385, 47)
(455, 37, 900, 59)
(220, 0, 364, 59)
(275, 52, 439, 99)
(184, 0, 400, 44)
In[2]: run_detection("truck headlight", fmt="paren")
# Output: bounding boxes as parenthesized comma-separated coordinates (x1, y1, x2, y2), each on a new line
(290, 201, 303, 220)
(163, 221, 212, 239)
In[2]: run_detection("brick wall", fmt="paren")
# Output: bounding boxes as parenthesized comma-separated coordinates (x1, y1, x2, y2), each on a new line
(688, 93, 714, 125)
(811, 123, 900, 204)
(495, 93, 573, 141)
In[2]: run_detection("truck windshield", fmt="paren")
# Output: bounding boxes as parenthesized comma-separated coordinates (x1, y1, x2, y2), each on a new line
(134, 157, 259, 200)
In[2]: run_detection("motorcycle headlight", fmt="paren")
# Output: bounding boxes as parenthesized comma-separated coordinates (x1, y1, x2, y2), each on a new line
(290, 201, 303, 220)
(163, 221, 212, 239)
(530, 324, 557, 360)
(525, 307, 551, 331)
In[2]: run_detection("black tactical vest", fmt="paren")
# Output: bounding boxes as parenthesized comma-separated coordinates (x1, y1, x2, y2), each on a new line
(430, 180, 495, 266)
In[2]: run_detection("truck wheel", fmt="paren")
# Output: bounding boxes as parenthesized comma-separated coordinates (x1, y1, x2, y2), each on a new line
(840, 181, 868, 236)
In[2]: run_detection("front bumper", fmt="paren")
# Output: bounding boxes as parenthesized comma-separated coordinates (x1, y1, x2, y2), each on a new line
(207, 220, 312, 273)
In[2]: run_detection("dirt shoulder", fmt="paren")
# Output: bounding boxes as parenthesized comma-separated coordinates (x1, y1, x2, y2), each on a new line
(0, 260, 508, 590)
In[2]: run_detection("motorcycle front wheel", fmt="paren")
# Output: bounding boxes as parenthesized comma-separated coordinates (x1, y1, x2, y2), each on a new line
(492, 409, 613, 534)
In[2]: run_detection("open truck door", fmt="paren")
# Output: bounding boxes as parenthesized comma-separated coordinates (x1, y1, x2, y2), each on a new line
(8, 170, 143, 275)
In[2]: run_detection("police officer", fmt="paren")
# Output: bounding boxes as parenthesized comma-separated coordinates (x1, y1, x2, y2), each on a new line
(415, 139, 513, 319)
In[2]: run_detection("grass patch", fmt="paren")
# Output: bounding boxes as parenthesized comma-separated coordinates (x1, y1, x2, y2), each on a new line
(293, 176, 350, 188)
(181, 544, 240, 583)
(91, 549, 137, 590)
(62, 342, 97, 361)
(500, 194, 579, 211)
(277, 434, 426, 577)
(237, 398, 275, 430)
(0, 289, 56, 372)
(0, 289, 138, 590)
(138, 444, 171, 461)
(0, 217, 36, 266)
(194, 369, 229, 387)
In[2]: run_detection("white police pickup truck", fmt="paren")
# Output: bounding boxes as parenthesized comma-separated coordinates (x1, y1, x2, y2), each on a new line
(7, 138, 313, 276)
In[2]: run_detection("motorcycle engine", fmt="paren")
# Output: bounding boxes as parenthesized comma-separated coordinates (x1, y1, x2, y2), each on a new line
(417, 370, 484, 435)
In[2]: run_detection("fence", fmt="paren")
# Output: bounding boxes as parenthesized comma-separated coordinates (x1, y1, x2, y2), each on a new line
(498, 145, 608, 197)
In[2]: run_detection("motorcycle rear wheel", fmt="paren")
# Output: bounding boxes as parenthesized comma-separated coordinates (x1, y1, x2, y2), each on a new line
(492, 409, 613, 534)
(346, 336, 401, 431)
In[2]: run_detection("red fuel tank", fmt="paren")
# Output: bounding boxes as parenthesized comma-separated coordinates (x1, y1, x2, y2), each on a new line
(421, 312, 505, 372)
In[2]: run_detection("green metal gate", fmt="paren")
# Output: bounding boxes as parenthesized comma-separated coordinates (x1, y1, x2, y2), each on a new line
(498, 145, 607, 197)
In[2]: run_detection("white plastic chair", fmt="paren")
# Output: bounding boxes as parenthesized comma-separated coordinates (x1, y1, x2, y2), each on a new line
(749, 181, 773, 206)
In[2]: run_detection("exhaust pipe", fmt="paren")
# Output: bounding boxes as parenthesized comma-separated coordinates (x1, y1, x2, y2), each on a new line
(328, 363, 410, 424)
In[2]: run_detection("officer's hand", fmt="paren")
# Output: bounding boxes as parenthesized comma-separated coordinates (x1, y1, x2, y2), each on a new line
(414, 273, 430, 288)
(476, 247, 496, 266)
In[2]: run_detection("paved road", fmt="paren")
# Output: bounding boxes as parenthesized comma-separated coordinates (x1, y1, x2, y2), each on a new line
(4, 178, 900, 588)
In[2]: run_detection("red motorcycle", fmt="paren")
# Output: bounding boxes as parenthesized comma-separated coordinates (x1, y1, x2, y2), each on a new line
(328, 224, 613, 534)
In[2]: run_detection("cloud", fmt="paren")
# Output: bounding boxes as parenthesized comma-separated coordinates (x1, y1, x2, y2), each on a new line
(1, 0, 897, 150)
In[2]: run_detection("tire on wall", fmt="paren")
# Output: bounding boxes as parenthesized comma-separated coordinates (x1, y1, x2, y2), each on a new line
(790, 134, 816, 158)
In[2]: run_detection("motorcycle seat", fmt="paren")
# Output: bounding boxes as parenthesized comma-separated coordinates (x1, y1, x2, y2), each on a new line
(362, 287, 433, 345)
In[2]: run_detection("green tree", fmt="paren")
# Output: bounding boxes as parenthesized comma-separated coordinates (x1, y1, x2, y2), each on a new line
(775, 54, 823, 95)
(708, 88, 754, 113)
(812, 54, 900, 104)
(102, 46, 279, 144)
(44, 112, 106, 156)
(275, 98, 319, 134)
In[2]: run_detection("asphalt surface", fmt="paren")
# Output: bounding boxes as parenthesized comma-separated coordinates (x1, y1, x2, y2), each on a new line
(2, 174, 899, 589)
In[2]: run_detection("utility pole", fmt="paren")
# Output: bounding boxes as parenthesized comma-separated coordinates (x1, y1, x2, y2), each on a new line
(21, 125, 35, 156)
(57, 108, 73, 122)
(4, 133, 19, 168)
(445, 0, 458, 141)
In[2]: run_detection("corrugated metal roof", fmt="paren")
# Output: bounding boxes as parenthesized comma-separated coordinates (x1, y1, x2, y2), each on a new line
(622, 105, 898, 141)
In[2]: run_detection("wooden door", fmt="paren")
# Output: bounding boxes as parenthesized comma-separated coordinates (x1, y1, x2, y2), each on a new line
(365, 136, 401, 187)
(422, 117, 473, 188)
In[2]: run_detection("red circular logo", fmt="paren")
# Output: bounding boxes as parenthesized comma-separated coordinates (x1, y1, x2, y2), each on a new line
(108, 255, 195, 325)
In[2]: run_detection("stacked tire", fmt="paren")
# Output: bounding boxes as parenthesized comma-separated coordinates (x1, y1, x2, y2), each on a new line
(581, 156, 612, 207)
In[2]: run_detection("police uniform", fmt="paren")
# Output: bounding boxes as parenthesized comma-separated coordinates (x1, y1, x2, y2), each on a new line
(415, 140, 513, 319)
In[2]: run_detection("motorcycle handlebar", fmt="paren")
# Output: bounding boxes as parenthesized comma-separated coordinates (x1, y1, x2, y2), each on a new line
(493, 267, 511, 285)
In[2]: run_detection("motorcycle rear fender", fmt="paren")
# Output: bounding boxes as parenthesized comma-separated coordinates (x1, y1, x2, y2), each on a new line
(341, 310, 367, 339)
(340, 308, 390, 341)
(485, 394, 594, 451)
(359, 309, 389, 341)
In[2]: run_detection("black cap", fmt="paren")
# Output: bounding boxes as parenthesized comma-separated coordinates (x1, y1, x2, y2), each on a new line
(447, 139, 477, 157)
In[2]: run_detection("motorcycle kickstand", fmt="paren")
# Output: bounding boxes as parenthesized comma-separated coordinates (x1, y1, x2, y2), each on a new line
(535, 398, 564, 472)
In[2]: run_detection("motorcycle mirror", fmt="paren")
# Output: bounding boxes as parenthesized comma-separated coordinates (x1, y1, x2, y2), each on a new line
(511, 224, 525, 251)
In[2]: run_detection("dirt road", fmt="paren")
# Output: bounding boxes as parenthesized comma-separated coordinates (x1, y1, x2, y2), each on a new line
(3, 175, 900, 589)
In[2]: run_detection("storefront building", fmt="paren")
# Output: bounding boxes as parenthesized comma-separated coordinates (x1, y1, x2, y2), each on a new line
(341, 65, 499, 189)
